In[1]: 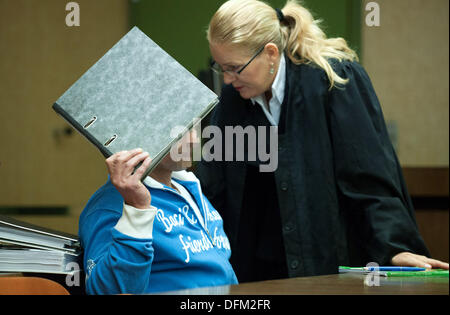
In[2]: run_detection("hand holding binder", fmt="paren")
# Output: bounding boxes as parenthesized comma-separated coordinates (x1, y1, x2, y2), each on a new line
(106, 148, 152, 210)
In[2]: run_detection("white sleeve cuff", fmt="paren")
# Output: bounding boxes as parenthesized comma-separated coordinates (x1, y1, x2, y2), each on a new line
(114, 203, 157, 239)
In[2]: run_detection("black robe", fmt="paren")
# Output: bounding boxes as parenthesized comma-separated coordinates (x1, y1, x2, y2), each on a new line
(194, 56, 429, 281)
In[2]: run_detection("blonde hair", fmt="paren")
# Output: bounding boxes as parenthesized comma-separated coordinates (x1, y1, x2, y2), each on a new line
(207, 0, 359, 89)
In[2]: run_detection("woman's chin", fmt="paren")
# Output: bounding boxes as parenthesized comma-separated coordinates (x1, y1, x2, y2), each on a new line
(237, 88, 256, 100)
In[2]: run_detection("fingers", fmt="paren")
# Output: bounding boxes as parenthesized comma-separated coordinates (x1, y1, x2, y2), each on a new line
(131, 155, 152, 180)
(107, 148, 145, 166)
(423, 257, 449, 270)
(105, 149, 152, 209)
(392, 252, 449, 269)
(126, 151, 150, 174)
(392, 252, 427, 268)
(407, 256, 432, 269)
(107, 149, 147, 170)
(106, 148, 152, 182)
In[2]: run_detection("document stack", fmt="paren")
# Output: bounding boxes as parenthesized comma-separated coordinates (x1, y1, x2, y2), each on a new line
(0, 215, 82, 275)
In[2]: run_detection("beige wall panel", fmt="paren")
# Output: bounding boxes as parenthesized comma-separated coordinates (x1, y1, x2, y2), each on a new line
(0, 0, 129, 209)
(361, 0, 449, 166)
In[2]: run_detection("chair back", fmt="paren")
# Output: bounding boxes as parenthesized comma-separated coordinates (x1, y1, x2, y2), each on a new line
(0, 277, 70, 295)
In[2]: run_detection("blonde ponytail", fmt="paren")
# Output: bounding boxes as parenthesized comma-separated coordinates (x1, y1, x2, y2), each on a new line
(281, 0, 358, 88)
(207, 0, 359, 90)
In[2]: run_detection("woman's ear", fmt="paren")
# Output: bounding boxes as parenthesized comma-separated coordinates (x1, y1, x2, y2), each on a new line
(264, 43, 280, 62)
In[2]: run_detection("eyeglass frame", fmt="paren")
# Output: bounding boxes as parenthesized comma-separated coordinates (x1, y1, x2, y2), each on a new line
(211, 45, 266, 76)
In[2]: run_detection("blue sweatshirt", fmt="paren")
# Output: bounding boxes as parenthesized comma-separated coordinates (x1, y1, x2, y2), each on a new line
(79, 171, 238, 294)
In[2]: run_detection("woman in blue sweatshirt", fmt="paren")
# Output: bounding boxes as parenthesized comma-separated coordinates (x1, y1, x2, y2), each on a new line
(79, 134, 238, 294)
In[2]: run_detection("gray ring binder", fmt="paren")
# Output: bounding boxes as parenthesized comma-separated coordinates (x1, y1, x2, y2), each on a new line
(52, 27, 219, 181)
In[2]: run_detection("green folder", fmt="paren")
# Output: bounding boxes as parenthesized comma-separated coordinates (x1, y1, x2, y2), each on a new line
(385, 269, 449, 277)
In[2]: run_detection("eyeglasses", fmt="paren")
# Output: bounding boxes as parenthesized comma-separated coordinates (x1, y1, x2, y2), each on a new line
(211, 45, 265, 76)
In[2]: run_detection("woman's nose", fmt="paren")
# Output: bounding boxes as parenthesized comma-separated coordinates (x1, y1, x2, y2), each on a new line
(223, 72, 235, 85)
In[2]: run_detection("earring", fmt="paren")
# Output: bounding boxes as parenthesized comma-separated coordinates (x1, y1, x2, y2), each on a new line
(269, 63, 275, 75)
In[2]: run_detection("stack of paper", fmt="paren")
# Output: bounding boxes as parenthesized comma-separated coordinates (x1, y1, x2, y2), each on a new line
(0, 215, 81, 275)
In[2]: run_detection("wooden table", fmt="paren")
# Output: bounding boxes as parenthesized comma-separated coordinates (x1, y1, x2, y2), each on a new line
(161, 273, 449, 295)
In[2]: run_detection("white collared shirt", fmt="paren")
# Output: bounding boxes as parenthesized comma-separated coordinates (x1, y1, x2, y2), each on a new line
(250, 53, 286, 126)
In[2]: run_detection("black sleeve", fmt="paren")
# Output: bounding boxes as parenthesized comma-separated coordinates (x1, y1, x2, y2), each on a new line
(327, 61, 430, 265)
